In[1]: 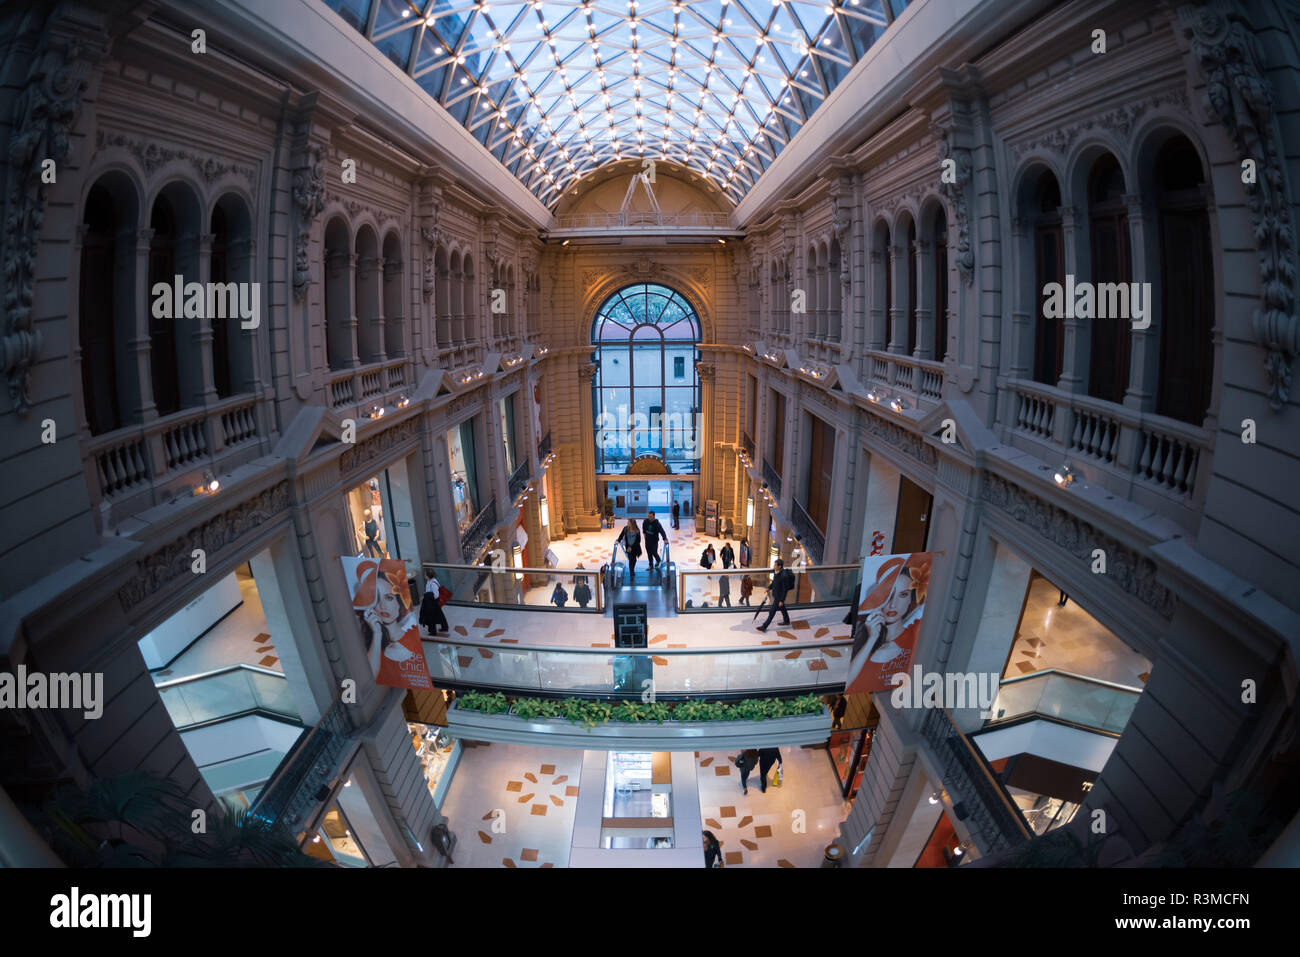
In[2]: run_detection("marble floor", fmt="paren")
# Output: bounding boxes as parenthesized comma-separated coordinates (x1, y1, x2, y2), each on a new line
(150, 566, 285, 682)
(438, 741, 849, 867)
(1006, 576, 1151, 688)
(440, 743, 584, 868)
(692, 746, 851, 868)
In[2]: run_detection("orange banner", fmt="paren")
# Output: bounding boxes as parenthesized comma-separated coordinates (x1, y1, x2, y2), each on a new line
(340, 556, 433, 690)
(844, 552, 935, 695)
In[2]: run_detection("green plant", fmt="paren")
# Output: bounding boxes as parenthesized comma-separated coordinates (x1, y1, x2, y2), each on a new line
(456, 690, 507, 714)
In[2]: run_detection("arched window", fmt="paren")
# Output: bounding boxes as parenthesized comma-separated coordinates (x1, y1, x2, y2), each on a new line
(904, 216, 918, 354)
(210, 194, 255, 398)
(355, 225, 381, 363)
(448, 250, 463, 345)
(1154, 136, 1213, 425)
(1087, 154, 1132, 403)
(435, 246, 450, 350)
(324, 217, 352, 371)
(873, 220, 891, 351)
(80, 176, 140, 435)
(148, 194, 182, 415)
(591, 283, 701, 472)
(828, 239, 842, 342)
(505, 264, 516, 340)
(807, 244, 820, 338)
(1032, 172, 1065, 385)
(462, 254, 476, 344)
(930, 206, 949, 361)
(382, 231, 404, 358)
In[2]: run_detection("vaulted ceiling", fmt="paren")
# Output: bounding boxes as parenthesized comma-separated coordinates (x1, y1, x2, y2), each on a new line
(324, 0, 908, 206)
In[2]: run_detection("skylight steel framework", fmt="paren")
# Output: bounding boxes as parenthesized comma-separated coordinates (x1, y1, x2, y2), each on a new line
(323, 0, 903, 206)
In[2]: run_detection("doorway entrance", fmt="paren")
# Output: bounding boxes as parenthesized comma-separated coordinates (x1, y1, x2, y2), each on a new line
(893, 476, 933, 554)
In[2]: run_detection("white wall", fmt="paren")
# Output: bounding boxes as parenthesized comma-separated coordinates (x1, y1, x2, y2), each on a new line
(137, 572, 242, 669)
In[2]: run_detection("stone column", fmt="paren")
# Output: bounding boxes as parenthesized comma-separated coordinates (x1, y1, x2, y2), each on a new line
(696, 360, 716, 514)
(186, 231, 217, 409)
(577, 361, 599, 517)
(130, 227, 157, 423)
(347, 253, 361, 369)
(1123, 194, 1159, 414)
(913, 238, 934, 361)
(1058, 204, 1088, 394)
(888, 243, 908, 355)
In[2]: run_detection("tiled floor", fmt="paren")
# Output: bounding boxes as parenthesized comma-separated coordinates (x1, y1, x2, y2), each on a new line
(440, 743, 583, 868)
(695, 746, 851, 867)
(150, 567, 283, 682)
(1006, 576, 1151, 688)
(439, 742, 849, 867)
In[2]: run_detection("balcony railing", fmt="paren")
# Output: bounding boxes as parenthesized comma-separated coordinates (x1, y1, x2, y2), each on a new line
(677, 564, 858, 611)
(250, 693, 355, 835)
(537, 431, 552, 461)
(761, 458, 783, 499)
(460, 497, 498, 562)
(984, 669, 1141, 736)
(326, 356, 411, 416)
(919, 707, 1032, 854)
(424, 636, 852, 698)
(508, 458, 530, 502)
(553, 211, 732, 230)
(741, 432, 755, 460)
(790, 499, 826, 564)
(862, 350, 944, 404)
(85, 392, 265, 513)
(424, 562, 604, 613)
(1001, 377, 1211, 519)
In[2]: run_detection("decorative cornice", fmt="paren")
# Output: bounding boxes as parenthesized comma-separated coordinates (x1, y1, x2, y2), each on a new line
(291, 145, 325, 303)
(339, 417, 420, 477)
(94, 131, 256, 186)
(1181, 2, 1297, 410)
(979, 471, 1176, 619)
(4, 25, 104, 413)
(861, 407, 937, 468)
(117, 481, 291, 611)
(324, 191, 401, 229)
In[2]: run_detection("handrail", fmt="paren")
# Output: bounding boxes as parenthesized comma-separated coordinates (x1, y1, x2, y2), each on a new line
(996, 667, 1143, 694)
(154, 662, 284, 689)
(249, 691, 355, 832)
(424, 635, 853, 656)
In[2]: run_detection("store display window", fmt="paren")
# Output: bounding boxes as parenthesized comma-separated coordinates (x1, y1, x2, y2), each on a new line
(407, 721, 458, 803)
(346, 474, 389, 559)
(448, 421, 479, 534)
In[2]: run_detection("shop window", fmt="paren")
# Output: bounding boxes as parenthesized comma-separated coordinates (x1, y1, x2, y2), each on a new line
(448, 420, 480, 533)
(499, 392, 518, 477)
(347, 474, 389, 558)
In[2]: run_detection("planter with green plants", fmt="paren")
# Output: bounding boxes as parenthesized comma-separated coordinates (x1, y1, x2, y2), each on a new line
(448, 692, 831, 749)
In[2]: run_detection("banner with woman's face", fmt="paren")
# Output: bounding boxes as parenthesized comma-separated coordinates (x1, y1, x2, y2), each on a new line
(844, 552, 934, 695)
(340, 556, 433, 690)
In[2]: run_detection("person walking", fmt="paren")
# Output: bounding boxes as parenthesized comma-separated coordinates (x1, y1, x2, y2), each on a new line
(739, 538, 752, 568)
(720, 541, 735, 569)
(550, 582, 568, 607)
(757, 559, 795, 632)
(420, 575, 450, 635)
(740, 573, 754, 606)
(671, 499, 680, 530)
(642, 511, 665, 571)
(573, 576, 592, 609)
(758, 747, 783, 793)
(703, 831, 723, 868)
(735, 748, 760, 795)
(718, 573, 732, 607)
(617, 518, 642, 576)
(700, 543, 716, 570)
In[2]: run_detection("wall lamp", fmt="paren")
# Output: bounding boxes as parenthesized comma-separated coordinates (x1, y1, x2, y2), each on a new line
(1054, 462, 1076, 487)
(888, 395, 905, 413)
(193, 468, 220, 496)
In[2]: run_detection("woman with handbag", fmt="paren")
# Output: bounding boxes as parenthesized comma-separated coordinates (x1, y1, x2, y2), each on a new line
(421, 575, 451, 635)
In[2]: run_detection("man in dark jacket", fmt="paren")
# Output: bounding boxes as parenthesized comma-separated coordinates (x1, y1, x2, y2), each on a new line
(720, 541, 735, 569)
(735, 748, 760, 795)
(671, 499, 680, 530)
(757, 559, 795, 632)
(758, 747, 783, 792)
(642, 511, 665, 571)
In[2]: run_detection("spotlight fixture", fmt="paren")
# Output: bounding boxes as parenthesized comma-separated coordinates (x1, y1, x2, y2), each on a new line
(396, 394, 410, 408)
(888, 396, 905, 413)
(928, 791, 940, 805)
(866, 389, 882, 403)
(1053, 462, 1076, 487)
(194, 468, 220, 496)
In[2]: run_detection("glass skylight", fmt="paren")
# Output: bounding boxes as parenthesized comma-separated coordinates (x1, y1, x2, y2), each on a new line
(324, 0, 905, 206)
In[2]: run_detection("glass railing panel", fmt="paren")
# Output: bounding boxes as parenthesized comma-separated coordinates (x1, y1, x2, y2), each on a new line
(156, 667, 298, 729)
(423, 563, 603, 613)
(248, 669, 300, 720)
(426, 643, 542, 692)
(678, 564, 860, 611)
(989, 671, 1141, 735)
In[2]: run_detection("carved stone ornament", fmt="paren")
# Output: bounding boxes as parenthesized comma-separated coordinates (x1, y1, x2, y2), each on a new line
(933, 124, 975, 286)
(118, 482, 292, 611)
(291, 146, 325, 302)
(582, 268, 602, 290)
(862, 407, 936, 469)
(3, 28, 102, 413)
(979, 471, 1175, 618)
(339, 418, 419, 477)
(689, 264, 711, 284)
(1181, 2, 1298, 410)
(696, 361, 716, 379)
(1008, 88, 1189, 165)
(420, 225, 445, 303)
(831, 190, 853, 288)
(325, 191, 400, 229)
(577, 362, 598, 382)
(622, 256, 662, 279)
(94, 132, 256, 185)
